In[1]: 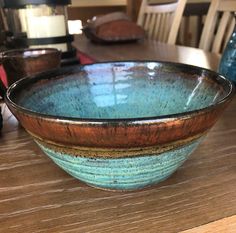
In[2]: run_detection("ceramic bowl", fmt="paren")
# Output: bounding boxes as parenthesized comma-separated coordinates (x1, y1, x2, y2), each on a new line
(0, 48, 61, 86)
(6, 61, 234, 191)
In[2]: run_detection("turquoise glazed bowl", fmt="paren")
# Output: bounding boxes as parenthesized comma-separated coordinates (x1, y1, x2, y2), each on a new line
(6, 62, 234, 191)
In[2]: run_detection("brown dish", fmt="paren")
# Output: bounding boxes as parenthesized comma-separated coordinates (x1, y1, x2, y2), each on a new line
(0, 48, 61, 86)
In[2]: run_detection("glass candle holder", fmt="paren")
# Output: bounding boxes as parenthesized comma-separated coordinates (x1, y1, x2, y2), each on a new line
(3, 0, 73, 52)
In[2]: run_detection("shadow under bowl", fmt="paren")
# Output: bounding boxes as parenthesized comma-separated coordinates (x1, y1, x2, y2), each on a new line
(6, 61, 235, 190)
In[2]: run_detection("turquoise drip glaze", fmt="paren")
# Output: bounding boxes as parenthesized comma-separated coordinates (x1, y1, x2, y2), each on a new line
(36, 138, 202, 190)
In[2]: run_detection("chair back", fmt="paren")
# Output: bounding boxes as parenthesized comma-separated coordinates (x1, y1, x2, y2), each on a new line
(137, 0, 187, 44)
(199, 0, 236, 53)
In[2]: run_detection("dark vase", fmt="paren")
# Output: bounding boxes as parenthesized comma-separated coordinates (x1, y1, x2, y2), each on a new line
(219, 25, 236, 85)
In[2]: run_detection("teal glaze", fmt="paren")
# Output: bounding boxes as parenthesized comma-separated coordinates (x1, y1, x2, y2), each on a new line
(219, 25, 236, 85)
(37, 138, 202, 190)
(18, 62, 225, 119)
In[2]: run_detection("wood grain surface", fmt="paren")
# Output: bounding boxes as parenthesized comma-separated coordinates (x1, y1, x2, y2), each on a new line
(0, 37, 235, 232)
(181, 215, 236, 233)
(74, 35, 221, 71)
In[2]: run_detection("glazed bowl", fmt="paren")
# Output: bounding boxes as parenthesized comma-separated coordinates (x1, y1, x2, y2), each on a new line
(0, 48, 61, 87)
(6, 61, 234, 191)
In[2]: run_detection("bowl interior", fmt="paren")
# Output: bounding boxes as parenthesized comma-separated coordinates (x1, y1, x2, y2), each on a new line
(11, 62, 231, 119)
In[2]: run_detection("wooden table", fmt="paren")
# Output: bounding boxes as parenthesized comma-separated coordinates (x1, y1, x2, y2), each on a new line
(0, 36, 235, 233)
(76, 35, 220, 71)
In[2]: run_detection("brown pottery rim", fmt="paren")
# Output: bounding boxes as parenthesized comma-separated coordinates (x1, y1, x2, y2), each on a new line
(1, 48, 61, 58)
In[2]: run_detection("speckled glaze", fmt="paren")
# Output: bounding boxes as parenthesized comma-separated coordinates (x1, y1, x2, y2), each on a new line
(37, 139, 202, 190)
(6, 61, 235, 190)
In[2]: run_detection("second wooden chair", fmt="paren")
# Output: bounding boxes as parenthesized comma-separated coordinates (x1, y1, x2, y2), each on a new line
(137, 0, 187, 45)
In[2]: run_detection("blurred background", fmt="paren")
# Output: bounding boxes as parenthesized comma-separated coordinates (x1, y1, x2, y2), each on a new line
(67, 0, 210, 47)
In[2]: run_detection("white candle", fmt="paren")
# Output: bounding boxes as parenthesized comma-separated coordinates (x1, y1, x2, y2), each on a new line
(27, 15, 67, 52)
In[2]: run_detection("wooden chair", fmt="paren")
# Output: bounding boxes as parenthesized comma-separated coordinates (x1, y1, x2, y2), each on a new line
(199, 0, 236, 53)
(137, 0, 187, 45)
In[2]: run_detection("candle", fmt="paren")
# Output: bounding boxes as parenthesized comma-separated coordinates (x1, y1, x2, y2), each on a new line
(27, 15, 67, 52)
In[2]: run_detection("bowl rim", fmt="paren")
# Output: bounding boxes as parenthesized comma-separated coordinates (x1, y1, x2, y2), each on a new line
(1, 48, 61, 58)
(5, 60, 235, 124)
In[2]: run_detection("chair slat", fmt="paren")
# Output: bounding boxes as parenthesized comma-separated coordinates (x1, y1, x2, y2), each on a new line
(149, 13, 157, 39)
(163, 13, 170, 42)
(223, 16, 236, 51)
(167, 0, 187, 44)
(144, 13, 151, 31)
(199, 0, 220, 51)
(153, 14, 161, 40)
(212, 12, 231, 53)
(158, 14, 164, 42)
(160, 13, 167, 42)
